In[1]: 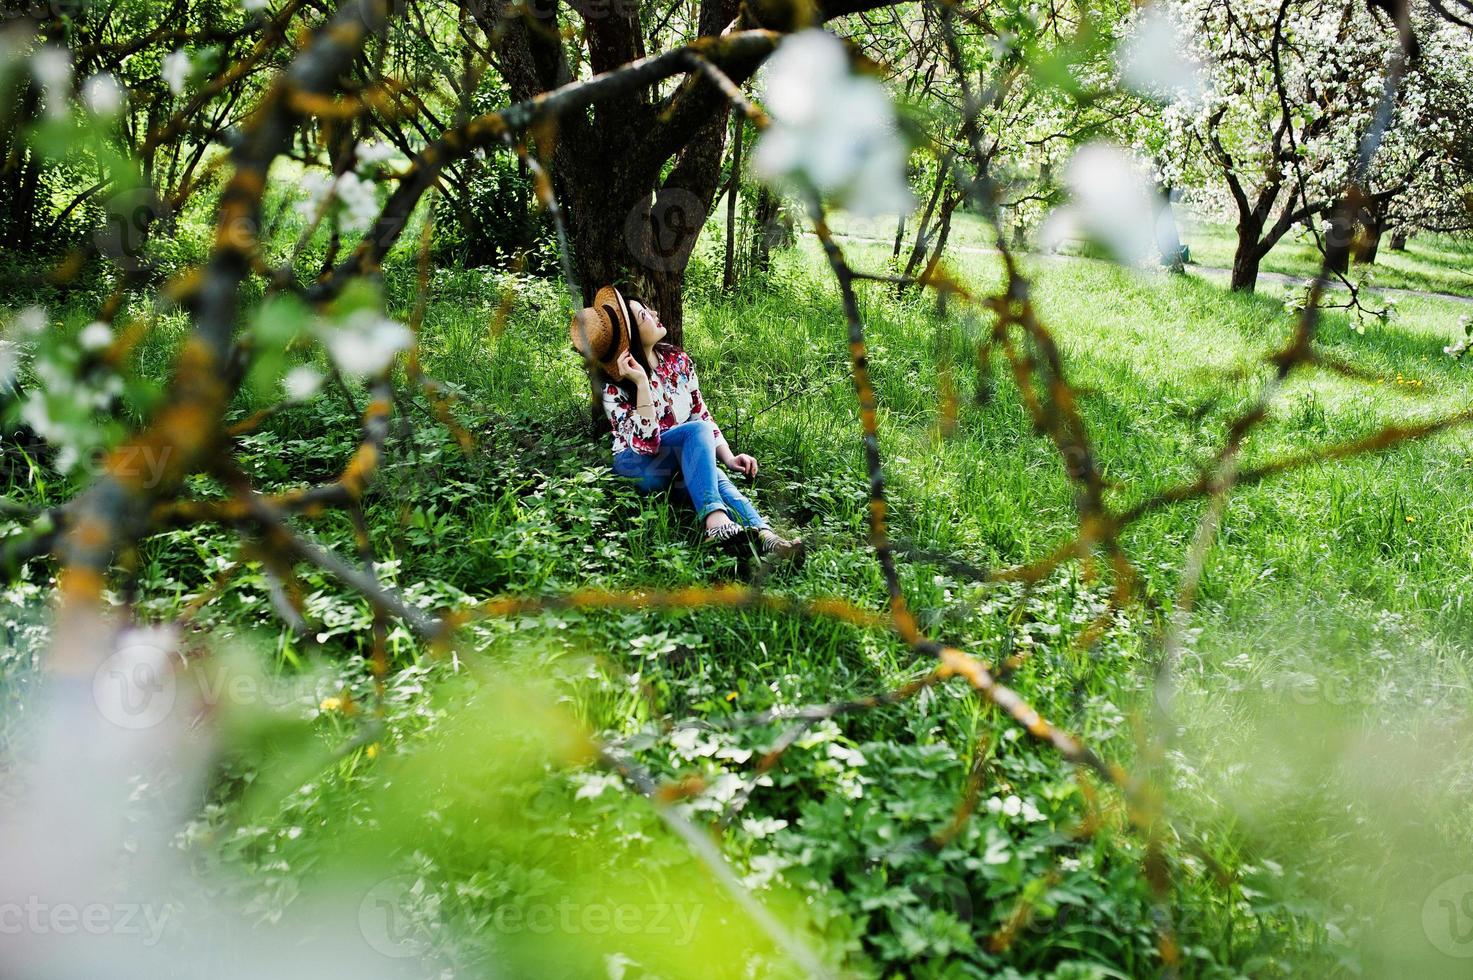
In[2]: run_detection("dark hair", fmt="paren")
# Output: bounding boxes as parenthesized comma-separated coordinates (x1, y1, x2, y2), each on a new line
(602, 294, 678, 404)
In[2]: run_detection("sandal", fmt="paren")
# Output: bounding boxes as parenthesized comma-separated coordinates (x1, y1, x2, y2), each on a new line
(756, 529, 805, 562)
(704, 521, 747, 547)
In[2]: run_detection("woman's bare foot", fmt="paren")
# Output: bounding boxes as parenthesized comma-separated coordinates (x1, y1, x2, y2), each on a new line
(704, 510, 744, 544)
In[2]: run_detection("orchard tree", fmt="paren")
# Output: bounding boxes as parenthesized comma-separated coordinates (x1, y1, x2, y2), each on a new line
(1354, 17, 1473, 257)
(462, 0, 917, 339)
(1158, 0, 1404, 292)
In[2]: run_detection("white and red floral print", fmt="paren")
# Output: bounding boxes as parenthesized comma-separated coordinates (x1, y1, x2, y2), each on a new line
(602, 345, 723, 455)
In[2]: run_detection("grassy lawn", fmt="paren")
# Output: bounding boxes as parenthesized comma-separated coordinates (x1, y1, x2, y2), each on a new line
(3, 204, 1473, 976)
(391, 234, 1473, 975)
(824, 208, 1473, 299)
(1177, 215, 1473, 299)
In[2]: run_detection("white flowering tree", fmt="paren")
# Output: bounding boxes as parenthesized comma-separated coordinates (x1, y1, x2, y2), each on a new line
(1355, 19, 1473, 257)
(1131, 0, 1473, 290)
(1152, 0, 1403, 291)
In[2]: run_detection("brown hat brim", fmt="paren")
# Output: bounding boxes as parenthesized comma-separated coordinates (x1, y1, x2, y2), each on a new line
(570, 285, 635, 375)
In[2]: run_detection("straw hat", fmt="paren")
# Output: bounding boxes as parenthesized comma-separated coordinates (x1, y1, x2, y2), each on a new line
(570, 285, 637, 376)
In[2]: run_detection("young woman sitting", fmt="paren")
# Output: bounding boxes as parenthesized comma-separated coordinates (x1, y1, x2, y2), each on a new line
(571, 285, 802, 560)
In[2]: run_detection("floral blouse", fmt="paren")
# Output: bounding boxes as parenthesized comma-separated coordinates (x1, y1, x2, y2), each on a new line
(602, 345, 723, 456)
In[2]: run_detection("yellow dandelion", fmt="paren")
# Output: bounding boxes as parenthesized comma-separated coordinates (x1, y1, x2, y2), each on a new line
(319, 696, 343, 712)
(725, 691, 739, 702)
(1405, 515, 1416, 523)
(365, 742, 380, 759)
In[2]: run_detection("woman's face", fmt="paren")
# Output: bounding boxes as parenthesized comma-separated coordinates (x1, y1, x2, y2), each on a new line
(630, 301, 667, 347)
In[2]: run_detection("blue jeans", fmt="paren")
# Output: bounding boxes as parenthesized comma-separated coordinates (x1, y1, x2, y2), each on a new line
(613, 420, 767, 529)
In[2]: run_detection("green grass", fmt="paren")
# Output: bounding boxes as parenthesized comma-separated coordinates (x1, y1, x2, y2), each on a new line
(4, 200, 1473, 977)
(825, 208, 1473, 300)
(1177, 216, 1473, 299)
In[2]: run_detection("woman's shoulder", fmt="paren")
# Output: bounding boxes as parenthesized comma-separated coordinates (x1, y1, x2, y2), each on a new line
(656, 344, 693, 372)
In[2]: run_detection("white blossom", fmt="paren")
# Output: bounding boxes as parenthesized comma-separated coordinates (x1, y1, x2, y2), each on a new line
(354, 141, 397, 166)
(82, 73, 124, 116)
(78, 321, 113, 352)
(572, 771, 622, 801)
(320, 310, 412, 377)
(31, 47, 71, 119)
(162, 50, 192, 96)
(333, 171, 380, 233)
(752, 30, 912, 218)
(1117, 4, 1206, 103)
(31, 46, 70, 89)
(240, 0, 271, 10)
(20, 396, 60, 443)
(0, 341, 20, 390)
(1042, 142, 1160, 266)
(14, 306, 46, 337)
(296, 171, 335, 221)
(282, 365, 323, 401)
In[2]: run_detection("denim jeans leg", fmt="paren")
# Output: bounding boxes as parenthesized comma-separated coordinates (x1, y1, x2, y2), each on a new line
(658, 421, 726, 520)
(715, 472, 768, 528)
(612, 445, 678, 493)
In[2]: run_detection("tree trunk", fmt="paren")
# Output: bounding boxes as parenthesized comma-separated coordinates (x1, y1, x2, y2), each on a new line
(891, 213, 906, 260)
(1352, 197, 1387, 264)
(1358, 222, 1383, 264)
(899, 161, 949, 290)
(1324, 205, 1356, 278)
(722, 110, 743, 293)
(1390, 229, 1408, 251)
(1230, 215, 1265, 292)
(1230, 244, 1262, 292)
(1327, 239, 1350, 275)
(560, 108, 729, 348)
(1155, 183, 1184, 273)
(921, 192, 960, 312)
(749, 185, 779, 274)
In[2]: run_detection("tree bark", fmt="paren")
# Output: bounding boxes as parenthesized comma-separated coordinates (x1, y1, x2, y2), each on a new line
(1230, 233, 1263, 293)
(900, 161, 950, 291)
(1390, 229, 1408, 250)
(1327, 234, 1350, 275)
(1354, 199, 1385, 264)
(1155, 183, 1184, 273)
(472, 1, 915, 337)
(722, 109, 743, 293)
(920, 191, 961, 312)
(1358, 221, 1383, 264)
(749, 185, 780, 274)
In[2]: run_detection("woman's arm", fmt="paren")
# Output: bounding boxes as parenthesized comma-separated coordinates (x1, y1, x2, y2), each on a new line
(603, 376, 661, 454)
(687, 357, 758, 477)
(620, 352, 658, 428)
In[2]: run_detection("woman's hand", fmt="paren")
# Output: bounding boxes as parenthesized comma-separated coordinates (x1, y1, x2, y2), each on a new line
(726, 453, 759, 479)
(616, 350, 647, 385)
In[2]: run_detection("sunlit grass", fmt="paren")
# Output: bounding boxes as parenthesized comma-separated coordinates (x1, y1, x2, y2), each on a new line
(4, 200, 1473, 976)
